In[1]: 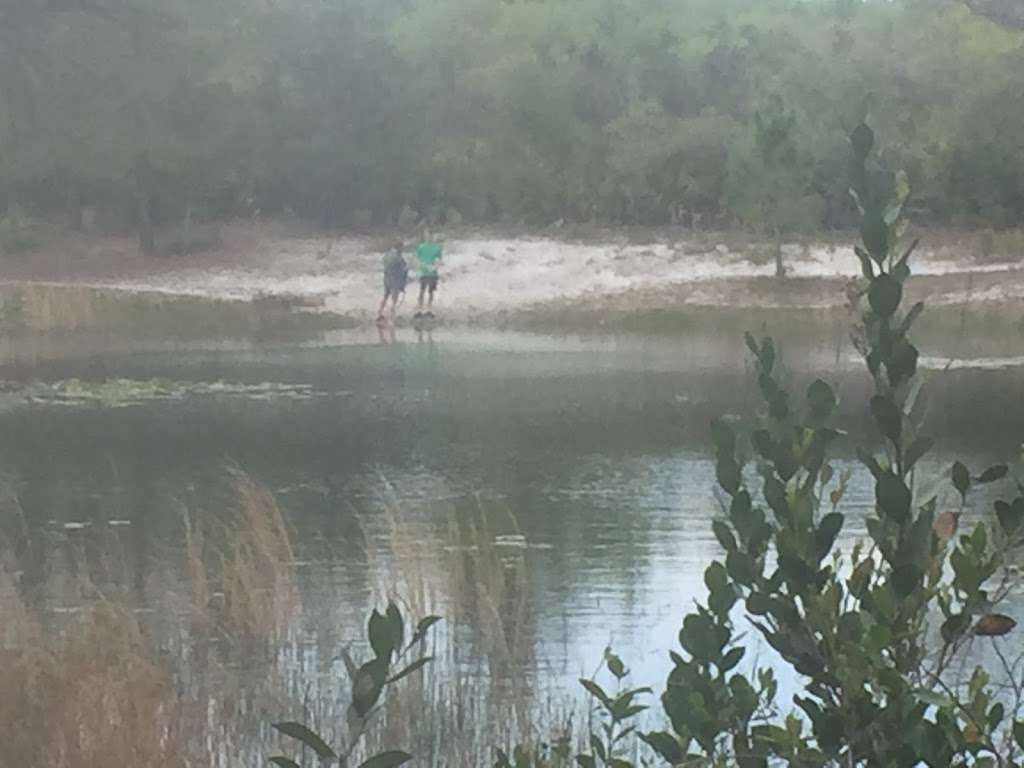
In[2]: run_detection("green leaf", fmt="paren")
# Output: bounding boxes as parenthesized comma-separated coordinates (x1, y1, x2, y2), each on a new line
(837, 611, 863, 643)
(271, 723, 337, 760)
(899, 301, 925, 335)
(751, 429, 774, 458)
(988, 702, 1005, 731)
(851, 123, 874, 161)
(726, 550, 755, 586)
(580, 679, 611, 707)
(952, 462, 971, 498)
(868, 273, 902, 316)
(386, 602, 404, 651)
(977, 465, 1008, 484)
(704, 561, 730, 593)
(940, 613, 970, 644)
(352, 658, 388, 716)
(713, 520, 738, 552)
(862, 212, 890, 263)
(814, 512, 844, 559)
(876, 473, 911, 523)
(854, 246, 876, 280)
(996, 499, 1024, 537)
(358, 751, 413, 768)
(679, 612, 729, 662)
(807, 379, 836, 422)
(269, 758, 302, 768)
(894, 169, 910, 204)
(728, 674, 759, 720)
(904, 437, 934, 471)
(720, 646, 745, 672)
(1014, 721, 1024, 750)
(368, 609, 395, 661)
(744, 332, 760, 359)
(746, 591, 771, 615)
(385, 656, 434, 685)
(606, 652, 627, 680)
(576, 756, 596, 768)
(870, 395, 902, 444)
(760, 338, 776, 375)
(857, 448, 883, 479)
(410, 615, 442, 646)
(890, 563, 923, 597)
(639, 732, 684, 764)
(716, 457, 742, 495)
(886, 340, 919, 388)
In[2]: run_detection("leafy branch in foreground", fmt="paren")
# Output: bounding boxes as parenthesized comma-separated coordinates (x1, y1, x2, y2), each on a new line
(644, 123, 1024, 767)
(499, 124, 1024, 768)
(269, 603, 440, 768)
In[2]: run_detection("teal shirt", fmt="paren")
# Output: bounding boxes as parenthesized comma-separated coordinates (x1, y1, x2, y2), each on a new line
(415, 242, 442, 277)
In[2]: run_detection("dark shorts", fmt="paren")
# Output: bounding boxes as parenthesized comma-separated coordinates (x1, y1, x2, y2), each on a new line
(420, 274, 439, 292)
(384, 275, 406, 295)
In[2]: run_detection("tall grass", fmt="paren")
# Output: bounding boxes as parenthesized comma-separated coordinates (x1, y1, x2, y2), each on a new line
(1, 471, 583, 767)
(354, 491, 581, 764)
(0, 467, 300, 768)
(0, 565, 190, 768)
(184, 466, 298, 641)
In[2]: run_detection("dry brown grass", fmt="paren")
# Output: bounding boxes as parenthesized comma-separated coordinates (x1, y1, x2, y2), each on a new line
(0, 467, 303, 768)
(1, 470, 580, 768)
(0, 568, 189, 768)
(184, 467, 299, 640)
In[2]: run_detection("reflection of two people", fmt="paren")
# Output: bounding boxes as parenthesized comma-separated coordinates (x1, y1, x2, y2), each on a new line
(376, 323, 434, 347)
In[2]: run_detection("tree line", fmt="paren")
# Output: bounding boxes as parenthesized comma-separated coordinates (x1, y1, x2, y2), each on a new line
(1, 0, 1023, 250)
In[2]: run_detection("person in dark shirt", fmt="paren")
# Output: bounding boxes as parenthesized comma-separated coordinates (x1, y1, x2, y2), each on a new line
(377, 242, 408, 324)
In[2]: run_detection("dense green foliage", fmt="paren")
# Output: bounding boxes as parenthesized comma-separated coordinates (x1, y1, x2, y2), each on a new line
(3, 0, 1024, 242)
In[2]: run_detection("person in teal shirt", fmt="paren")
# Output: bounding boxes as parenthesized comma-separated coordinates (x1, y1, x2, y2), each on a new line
(414, 233, 443, 316)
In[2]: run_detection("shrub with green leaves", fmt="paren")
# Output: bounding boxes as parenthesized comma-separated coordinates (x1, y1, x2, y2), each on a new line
(642, 124, 1024, 767)
(269, 603, 440, 768)
(497, 125, 1024, 767)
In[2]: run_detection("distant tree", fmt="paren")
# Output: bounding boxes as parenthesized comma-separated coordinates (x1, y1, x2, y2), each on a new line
(726, 98, 825, 276)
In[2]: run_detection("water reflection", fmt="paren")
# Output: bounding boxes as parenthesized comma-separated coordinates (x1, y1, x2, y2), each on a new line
(1, 330, 1023, 763)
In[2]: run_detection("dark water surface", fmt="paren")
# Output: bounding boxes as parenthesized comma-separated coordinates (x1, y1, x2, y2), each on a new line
(2, 325, 1023, 763)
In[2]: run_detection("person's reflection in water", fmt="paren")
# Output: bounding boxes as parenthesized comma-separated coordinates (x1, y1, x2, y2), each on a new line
(415, 326, 434, 347)
(377, 323, 397, 345)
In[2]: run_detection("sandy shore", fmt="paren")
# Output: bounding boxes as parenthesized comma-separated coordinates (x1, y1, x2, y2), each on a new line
(2, 221, 1022, 325)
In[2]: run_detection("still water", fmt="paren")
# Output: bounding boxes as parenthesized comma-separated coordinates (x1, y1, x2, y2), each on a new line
(2, 324, 1023, 764)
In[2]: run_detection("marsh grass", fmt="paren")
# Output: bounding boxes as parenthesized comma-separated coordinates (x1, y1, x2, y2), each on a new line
(0, 564, 190, 768)
(184, 467, 299, 641)
(1, 471, 586, 767)
(351, 489, 582, 764)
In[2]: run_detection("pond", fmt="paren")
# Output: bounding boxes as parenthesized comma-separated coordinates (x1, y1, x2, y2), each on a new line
(2, 321, 1023, 765)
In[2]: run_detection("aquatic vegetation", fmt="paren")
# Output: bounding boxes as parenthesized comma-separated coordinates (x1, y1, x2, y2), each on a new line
(269, 602, 440, 768)
(0, 568, 191, 768)
(184, 468, 299, 640)
(20, 377, 331, 407)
